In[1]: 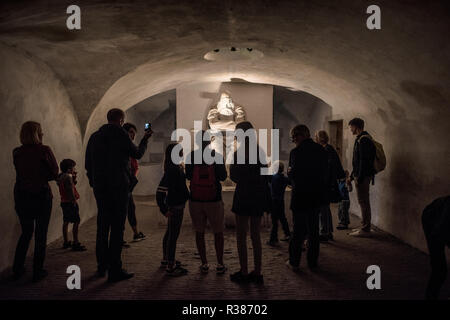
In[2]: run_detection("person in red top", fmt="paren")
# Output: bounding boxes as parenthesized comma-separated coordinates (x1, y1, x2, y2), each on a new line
(57, 159, 86, 251)
(123, 123, 146, 242)
(12, 121, 58, 282)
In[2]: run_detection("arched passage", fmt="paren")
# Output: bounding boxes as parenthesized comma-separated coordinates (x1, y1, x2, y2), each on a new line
(0, 0, 449, 280)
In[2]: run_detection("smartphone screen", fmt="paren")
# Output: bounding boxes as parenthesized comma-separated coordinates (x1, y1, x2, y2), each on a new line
(145, 123, 151, 130)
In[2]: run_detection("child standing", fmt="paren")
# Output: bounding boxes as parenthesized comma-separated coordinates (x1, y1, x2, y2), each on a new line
(57, 159, 86, 251)
(156, 144, 189, 276)
(336, 170, 351, 230)
(268, 161, 291, 246)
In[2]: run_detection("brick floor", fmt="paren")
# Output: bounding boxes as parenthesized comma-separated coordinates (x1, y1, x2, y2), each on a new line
(0, 198, 448, 300)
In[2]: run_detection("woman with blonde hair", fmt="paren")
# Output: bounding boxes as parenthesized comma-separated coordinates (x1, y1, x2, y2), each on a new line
(12, 121, 58, 282)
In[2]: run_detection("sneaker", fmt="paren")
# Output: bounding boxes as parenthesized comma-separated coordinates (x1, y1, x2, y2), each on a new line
(248, 271, 264, 284)
(122, 241, 130, 248)
(349, 229, 371, 237)
(336, 224, 348, 230)
(166, 266, 188, 277)
(71, 242, 87, 251)
(133, 232, 146, 241)
(216, 264, 227, 275)
(230, 270, 250, 283)
(280, 235, 290, 242)
(108, 269, 134, 282)
(32, 269, 48, 283)
(63, 241, 72, 249)
(286, 260, 300, 272)
(200, 263, 209, 274)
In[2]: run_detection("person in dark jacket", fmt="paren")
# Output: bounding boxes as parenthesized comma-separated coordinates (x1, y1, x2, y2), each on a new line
(85, 108, 151, 282)
(315, 130, 345, 241)
(156, 143, 190, 276)
(229, 121, 270, 284)
(185, 131, 228, 275)
(12, 121, 59, 282)
(347, 118, 376, 237)
(286, 124, 328, 272)
(268, 161, 291, 245)
(422, 195, 450, 300)
(122, 122, 146, 243)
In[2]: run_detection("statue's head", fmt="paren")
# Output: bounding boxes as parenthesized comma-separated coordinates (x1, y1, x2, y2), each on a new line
(217, 92, 235, 116)
(220, 92, 231, 103)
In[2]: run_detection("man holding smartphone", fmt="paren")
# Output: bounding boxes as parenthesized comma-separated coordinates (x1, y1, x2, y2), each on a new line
(85, 109, 153, 282)
(122, 122, 147, 243)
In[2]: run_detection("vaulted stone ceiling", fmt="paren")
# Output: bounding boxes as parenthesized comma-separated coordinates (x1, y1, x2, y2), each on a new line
(0, 0, 449, 257)
(1, 0, 449, 137)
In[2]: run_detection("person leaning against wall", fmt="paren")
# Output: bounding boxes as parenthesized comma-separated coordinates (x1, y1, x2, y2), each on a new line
(347, 118, 376, 237)
(12, 121, 59, 282)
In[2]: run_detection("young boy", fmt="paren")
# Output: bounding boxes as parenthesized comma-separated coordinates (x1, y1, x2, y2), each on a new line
(268, 161, 291, 246)
(336, 170, 351, 230)
(57, 159, 86, 251)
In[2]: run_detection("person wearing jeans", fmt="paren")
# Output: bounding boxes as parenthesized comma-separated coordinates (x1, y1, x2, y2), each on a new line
(347, 118, 376, 237)
(12, 121, 59, 282)
(355, 176, 372, 231)
(336, 177, 351, 229)
(162, 206, 184, 269)
(123, 123, 146, 243)
(268, 162, 291, 245)
(156, 143, 190, 276)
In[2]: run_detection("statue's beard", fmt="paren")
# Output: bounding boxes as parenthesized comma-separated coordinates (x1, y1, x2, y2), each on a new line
(218, 100, 235, 116)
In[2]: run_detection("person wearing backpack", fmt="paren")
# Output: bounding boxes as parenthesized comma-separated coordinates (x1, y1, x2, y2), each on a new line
(185, 131, 228, 275)
(347, 118, 376, 237)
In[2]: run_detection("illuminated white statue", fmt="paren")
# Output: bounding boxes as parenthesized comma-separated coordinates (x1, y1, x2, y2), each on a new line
(207, 92, 246, 131)
(207, 92, 246, 186)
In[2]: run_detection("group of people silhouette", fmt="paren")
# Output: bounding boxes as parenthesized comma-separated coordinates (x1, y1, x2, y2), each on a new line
(10, 108, 449, 299)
